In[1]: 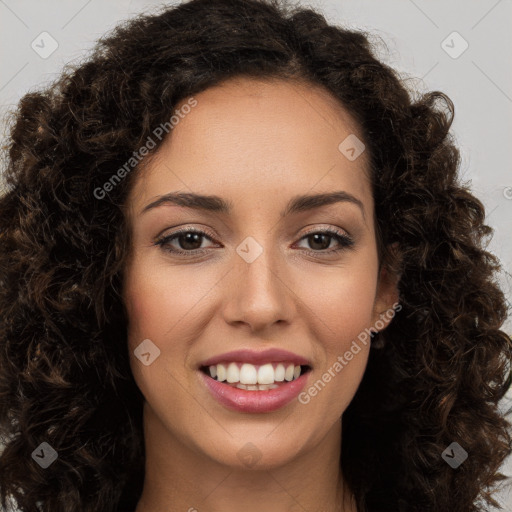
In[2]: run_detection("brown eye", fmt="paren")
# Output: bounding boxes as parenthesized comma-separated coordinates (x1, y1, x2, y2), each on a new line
(155, 227, 354, 258)
(296, 229, 354, 255)
(174, 232, 204, 251)
(155, 228, 217, 255)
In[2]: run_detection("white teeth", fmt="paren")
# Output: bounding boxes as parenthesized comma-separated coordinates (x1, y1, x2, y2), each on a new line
(226, 362, 239, 383)
(239, 363, 258, 384)
(217, 363, 227, 382)
(232, 383, 279, 391)
(207, 361, 306, 386)
(257, 363, 274, 384)
(284, 364, 295, 381)
(274, 363, 285, 381)
(258, 384, 273, 390)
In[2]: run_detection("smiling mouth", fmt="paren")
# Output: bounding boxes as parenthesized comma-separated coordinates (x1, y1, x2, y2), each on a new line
(199, 362, 312, 391)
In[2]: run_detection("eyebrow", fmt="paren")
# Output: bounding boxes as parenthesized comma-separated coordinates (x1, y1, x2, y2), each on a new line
(141, 190, 365, 219)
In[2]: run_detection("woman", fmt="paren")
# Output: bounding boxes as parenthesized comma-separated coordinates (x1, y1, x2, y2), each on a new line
(0, 0, 510, 511)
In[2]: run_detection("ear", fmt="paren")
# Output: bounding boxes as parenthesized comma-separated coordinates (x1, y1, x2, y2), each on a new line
(371, 243, 401, 331)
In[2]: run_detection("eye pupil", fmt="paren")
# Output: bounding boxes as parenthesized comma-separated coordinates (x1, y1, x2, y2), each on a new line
(308, 233, 331, 251)
(179, 232, 203, 250)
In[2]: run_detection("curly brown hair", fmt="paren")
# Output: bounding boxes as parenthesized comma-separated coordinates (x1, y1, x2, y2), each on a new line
(1, 0, 511, 511)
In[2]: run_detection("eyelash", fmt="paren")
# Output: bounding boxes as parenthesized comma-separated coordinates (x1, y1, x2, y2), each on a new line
(154, 226, 354, 257)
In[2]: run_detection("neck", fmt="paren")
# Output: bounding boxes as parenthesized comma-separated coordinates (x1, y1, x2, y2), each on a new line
(134, 404, 356, 512)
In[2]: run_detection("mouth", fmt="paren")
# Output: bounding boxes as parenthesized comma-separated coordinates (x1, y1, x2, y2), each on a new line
(198, 358, 312, 413)
(199, 362, 312, 390)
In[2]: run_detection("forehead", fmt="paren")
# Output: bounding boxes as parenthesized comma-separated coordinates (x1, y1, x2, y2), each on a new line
(128, 77, 372, 217)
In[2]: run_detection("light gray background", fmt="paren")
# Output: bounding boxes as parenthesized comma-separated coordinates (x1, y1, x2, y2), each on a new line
(0, 0, 511, 510)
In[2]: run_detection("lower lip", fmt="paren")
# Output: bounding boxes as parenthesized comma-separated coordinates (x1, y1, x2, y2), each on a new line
(199, 371, 310, 413)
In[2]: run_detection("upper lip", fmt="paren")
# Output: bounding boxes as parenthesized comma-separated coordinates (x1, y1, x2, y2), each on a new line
(199, 348, 311, 368)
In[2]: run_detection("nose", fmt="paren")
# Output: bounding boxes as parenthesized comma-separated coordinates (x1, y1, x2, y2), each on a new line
(222, 242, 295, 333)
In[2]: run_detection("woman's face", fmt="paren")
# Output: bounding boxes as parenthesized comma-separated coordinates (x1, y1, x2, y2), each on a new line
(123, 77, 398, 469)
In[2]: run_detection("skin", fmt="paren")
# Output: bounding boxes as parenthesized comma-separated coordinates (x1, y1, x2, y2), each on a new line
(123, 76, 399, 512)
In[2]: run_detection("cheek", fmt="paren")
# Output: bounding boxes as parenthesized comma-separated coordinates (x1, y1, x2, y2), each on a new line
(298, 258, 379, 348)
(293, 258, 377, 409)
(123, 258, 204, 403)
(123, 256, 222, 363)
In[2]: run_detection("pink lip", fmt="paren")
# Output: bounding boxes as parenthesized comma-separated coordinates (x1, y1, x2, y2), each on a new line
(199, 348, 311, 367)
(199, 371, 310, 413)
